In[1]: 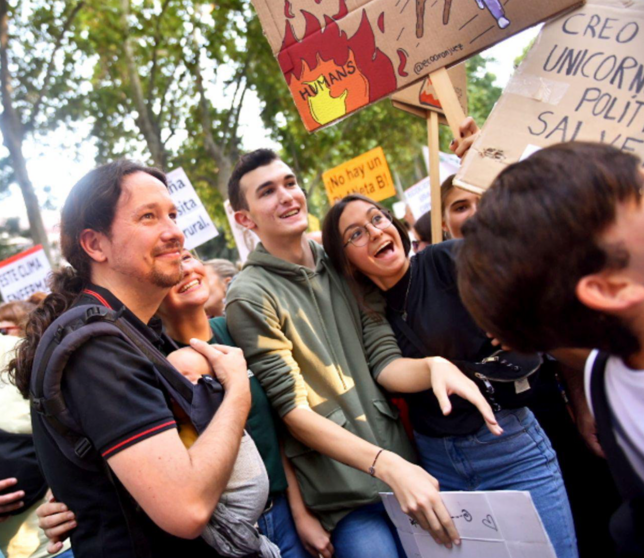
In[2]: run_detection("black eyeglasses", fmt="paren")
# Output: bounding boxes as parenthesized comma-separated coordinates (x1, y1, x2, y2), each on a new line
(343, 211, 393, 248)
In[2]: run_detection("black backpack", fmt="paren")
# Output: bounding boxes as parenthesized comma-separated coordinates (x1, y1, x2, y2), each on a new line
(29, 303, 226, 557)
(30, 304, 225, 468)
(589, 351, 644, 557)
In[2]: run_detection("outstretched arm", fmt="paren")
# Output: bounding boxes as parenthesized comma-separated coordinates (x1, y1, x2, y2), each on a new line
(377, 356, 502, 435)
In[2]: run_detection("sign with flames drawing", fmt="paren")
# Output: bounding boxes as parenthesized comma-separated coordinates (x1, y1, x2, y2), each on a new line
(251, 0, 582, 132)
(391, 63, 468, 122)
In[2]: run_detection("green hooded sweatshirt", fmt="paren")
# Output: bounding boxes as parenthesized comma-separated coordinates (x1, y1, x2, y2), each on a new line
(225, 240, 416, 531)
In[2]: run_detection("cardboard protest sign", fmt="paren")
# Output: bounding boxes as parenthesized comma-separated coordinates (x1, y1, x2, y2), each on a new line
(405, 153, 459, 219)
(381, 491, 556, 558)
(251, 0, 582, 131)
(166, 168, 219, 250)
(323, 147, 396, 204)
(0, 245, 51, 302)
(392, 64, 468, 122)
(224, 200, 260, 263)
(456, 0, 644, 194)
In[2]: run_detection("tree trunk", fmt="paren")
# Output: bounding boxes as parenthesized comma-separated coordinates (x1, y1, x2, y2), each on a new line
(120, 0, 168, 170)
(0, 0, 52, 263)
(192, 49, 233, 198)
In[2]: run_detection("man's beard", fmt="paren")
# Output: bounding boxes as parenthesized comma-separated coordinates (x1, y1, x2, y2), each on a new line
(148, 261, 183, 288)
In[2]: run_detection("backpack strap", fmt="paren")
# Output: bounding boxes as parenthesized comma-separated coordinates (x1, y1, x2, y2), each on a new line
(589, 351, 644, 556)
(589, 351, 644, 499)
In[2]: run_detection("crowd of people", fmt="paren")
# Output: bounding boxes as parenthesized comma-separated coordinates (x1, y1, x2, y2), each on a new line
(0, 118, 642, 558)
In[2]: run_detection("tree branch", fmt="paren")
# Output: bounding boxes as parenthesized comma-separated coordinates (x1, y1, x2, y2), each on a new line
(26, 1, 85, 132)
(146, 0, 172, 106)
(120, 0, 167, 169)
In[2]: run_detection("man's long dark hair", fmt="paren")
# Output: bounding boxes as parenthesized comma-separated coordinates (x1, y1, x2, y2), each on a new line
(7, 160, 166, 398)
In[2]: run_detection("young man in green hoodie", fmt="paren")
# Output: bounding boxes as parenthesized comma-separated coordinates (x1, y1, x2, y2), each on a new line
(225, 149, 501, 558)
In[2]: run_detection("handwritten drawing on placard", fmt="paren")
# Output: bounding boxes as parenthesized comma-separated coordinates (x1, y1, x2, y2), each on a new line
(166, 168, 219, 250)
(381, 491, 556, 558)
(0, 245, 52, 302)
(456, 0, 644, 193)
(251, 0, 581, 131)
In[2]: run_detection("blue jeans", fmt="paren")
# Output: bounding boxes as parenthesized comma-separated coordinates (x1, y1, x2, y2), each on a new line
(331, 501, 404, 558)
(258, 493, 314, 558)
(415, 408, 578, 558)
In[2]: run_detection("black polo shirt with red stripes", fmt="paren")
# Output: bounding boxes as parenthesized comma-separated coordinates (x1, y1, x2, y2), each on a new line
(31, 284, 220, 557)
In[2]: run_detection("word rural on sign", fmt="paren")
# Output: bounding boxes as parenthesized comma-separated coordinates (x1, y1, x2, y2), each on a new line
(323, 147, 396, 204)
(457, 0, 644, 194)
(166, 168, 219, 250)
(0, 245, 52, 302)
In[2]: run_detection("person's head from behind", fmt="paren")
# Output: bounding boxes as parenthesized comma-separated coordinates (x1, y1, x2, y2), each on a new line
(228, 149, 308, 245)
(413, 211, 432, 253)
(0, 301, 36, 337)
(9, 160, 184, 398)
(441, 174, 480, 239)
(457, 142, 644, 361)
(203, 259, 238, 317)
(323, 195, 411, 293)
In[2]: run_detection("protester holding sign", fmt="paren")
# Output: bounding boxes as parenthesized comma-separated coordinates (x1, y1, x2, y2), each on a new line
(322, 195, 578, 558)
(224, 148, 502, 558)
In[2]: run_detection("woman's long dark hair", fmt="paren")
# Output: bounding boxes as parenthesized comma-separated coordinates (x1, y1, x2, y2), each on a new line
(322, 194, 411, 313)
(6, 160, 166, 398)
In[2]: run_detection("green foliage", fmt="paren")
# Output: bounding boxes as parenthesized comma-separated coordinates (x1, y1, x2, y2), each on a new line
(5, 0, 507, 260)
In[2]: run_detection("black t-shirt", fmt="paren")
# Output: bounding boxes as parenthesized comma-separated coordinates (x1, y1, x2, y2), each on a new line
(31, 284, 219, 558)
(383, 240, 493, 436)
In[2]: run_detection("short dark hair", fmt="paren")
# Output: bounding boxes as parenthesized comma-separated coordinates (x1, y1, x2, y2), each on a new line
(228, 149, 280, 211)
(457, 142, 643, 358)
(322, 194, 410, 310)
(413, 211, 432, 243)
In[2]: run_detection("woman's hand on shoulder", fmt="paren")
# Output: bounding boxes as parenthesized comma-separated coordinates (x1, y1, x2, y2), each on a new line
(427, 356, 503, 436)
(0, 477, 24, 521)
(36, 490, 76, 554)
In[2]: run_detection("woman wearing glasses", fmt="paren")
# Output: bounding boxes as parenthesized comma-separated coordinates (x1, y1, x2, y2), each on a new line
(322, 195, 578, 558)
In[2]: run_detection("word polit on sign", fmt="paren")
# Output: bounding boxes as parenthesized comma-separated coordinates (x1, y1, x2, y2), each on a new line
(0, 245, 52, 302)
(323, 147, 396, 204)
(166, 168, 219, 250)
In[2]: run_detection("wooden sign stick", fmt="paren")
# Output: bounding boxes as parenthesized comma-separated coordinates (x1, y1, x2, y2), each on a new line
(427, 110, 442, 244)
(428, 67, 466, 138)
(425, 66, 467, 243)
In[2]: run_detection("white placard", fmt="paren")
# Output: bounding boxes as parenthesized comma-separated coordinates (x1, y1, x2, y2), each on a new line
(0, 245, 51, 302)
(422, 149, 461, 180)
(224, 200, 260, 264)
(381, 491, 555, 558)
(166, 168, 218, 250)
(520, 144, 542, 161)
(404, 178, 432, 221)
